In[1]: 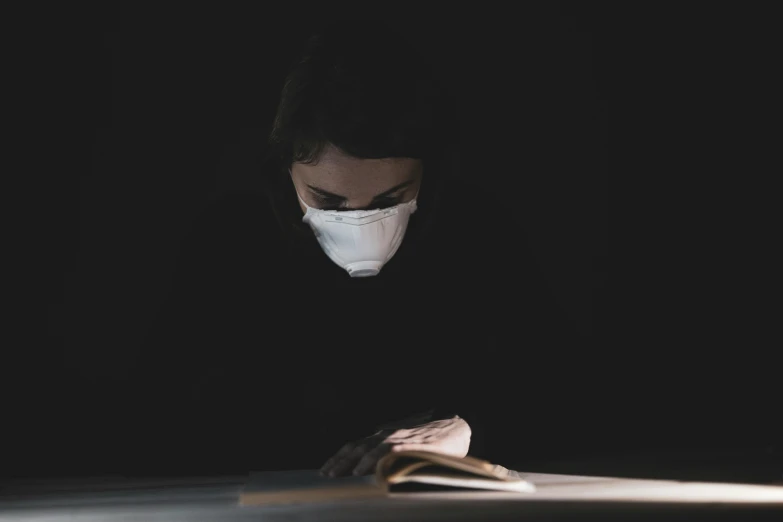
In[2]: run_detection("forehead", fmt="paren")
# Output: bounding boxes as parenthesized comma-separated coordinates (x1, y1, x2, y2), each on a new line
(292, 145, 421, 195)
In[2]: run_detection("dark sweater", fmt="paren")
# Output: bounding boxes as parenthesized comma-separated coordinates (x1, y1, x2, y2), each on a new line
(128, 160, 583, 474)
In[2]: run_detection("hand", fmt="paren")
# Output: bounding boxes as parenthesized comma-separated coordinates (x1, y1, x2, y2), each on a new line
(320, 416, 471, 477)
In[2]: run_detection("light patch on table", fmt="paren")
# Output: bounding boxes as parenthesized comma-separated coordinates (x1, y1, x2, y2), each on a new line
(396, 472, 783, 504)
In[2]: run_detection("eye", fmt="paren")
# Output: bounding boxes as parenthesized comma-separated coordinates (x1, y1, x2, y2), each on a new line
(311, 193, 404, 211)
(373, 198, 400, 209)
(312, 195, 343, 210)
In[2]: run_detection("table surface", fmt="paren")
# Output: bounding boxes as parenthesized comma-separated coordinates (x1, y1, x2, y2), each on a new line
(2, 470, 783, 521)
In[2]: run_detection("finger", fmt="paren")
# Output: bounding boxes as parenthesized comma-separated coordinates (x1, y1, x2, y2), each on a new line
(391, 443, 465, 457)
(390, 443, 437, 453)
(320, 457, 335, 475)
(384, 436, 426, 445)
(322, 434, 387, 476)
(320, 443, 355, 476)
(320, 451, 346, 475)
(329, 445, 368, 477)
(352, 443, 391, 476)
(390, 432, 420, 441)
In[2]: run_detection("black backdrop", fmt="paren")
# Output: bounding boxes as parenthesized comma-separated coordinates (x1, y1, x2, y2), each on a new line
(8, 2, 609, 476)
(18, 2, 780, 480)
(44, 3, 604, 383)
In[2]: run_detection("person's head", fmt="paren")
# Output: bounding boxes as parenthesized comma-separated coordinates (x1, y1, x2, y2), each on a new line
(268, 19, 445, 215)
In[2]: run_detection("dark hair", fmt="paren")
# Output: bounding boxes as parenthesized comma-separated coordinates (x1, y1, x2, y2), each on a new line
(264, 19, 458, 252)
(267, 19, 446, 169)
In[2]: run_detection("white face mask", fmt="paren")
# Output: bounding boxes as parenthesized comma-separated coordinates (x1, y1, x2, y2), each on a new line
(291, 175, 418, 277)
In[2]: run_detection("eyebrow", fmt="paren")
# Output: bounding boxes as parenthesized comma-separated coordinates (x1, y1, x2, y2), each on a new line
(305, 180, 415, 201)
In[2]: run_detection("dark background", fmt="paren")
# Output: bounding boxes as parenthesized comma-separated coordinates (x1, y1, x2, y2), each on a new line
(9, 1, 779, 482)
(44, 3, 604, 383)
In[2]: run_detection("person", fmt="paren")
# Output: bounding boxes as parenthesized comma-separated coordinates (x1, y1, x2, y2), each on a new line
(130, 18, 584, 478)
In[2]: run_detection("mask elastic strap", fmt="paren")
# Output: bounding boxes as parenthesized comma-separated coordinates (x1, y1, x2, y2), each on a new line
(296, 193, 311, 210)
(289, 169, 313, 211)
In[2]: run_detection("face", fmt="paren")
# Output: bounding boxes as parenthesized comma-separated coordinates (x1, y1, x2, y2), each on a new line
(290, 144, 423, 213)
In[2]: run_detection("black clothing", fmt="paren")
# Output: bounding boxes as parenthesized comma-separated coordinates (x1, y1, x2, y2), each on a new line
(129, 157, 585, 474)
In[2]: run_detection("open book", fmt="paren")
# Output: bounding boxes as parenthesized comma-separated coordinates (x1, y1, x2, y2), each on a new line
(376, 450, 536, 493)
(240, 451, 534, 506)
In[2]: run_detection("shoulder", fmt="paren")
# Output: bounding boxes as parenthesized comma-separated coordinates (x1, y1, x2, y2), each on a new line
(437, 178, 535, 257)
(172, 188, 285, 279)
(190, 189, 274, 227)
(433, 177, 551, 298)
(182, 189, 279, 245)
